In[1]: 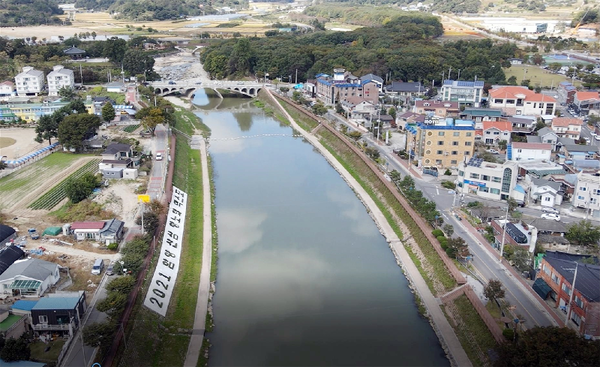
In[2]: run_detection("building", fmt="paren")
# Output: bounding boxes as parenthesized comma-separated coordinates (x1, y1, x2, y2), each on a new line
(360, 74, 384, 92)
(63, 46, 86, 59)
(535, 252, 600, 338)
(459, 108, 503, 125)
(384, 81, 424, 99)
(0, 245, 24, 276)
(15, 66, 45, 96)
(562, 144, 599, 161)
(551, 117, 583, 140)
(572, 172, 600, 218)
(457, 158, 518, 201)
(406, 118, 475, 169)
(47, 65, 75, 96)
(557, 82, 577, 105)
(481, 120, 512, 145)
(573, 91, 600, 115)
(106, 82, 126, 93)
(30, 291, 86, 336)
(507, 116, 537, 134)
(0, 224, 17, 247)
(0, 81, 15, 100)
(440, 80, 484, 106)
(508, 142, 552, 161)
(0, 258, 60, 298)
(4, 100, 93, 122)
(413, 100, 459, 117)
(488, 86, 556, 116)
(527, 127, 559, 151)
(67, 219, 125, 244)
(527, 176, 563, 208)
(315, 69, 379, 106)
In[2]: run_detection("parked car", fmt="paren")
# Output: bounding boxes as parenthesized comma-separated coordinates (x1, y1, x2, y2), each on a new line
(584, 137, 591, 144)
(542, 207, 560, 215)
(168, 81, 176, 85)
(106, 262, 114, 276)
(541, 213, 561, 221)
(486, 149, 500, 154)
(28, 228, 39, 240)
(595, 135, 600, 141)
(156, 152, 163, 161)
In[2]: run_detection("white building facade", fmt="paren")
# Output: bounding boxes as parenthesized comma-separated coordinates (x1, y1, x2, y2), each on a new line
(488, 86, 556, 116)
(47, 65, 75, 96)
(440, 80, 484, 106)
(509, 142, 552, 161)
(457, 159, 518, 201)
(15, 66, 45, 96)
(572, 172, 600, 218)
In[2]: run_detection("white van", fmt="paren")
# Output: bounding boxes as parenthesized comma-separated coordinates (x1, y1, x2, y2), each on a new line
(91, 259, 104, 275)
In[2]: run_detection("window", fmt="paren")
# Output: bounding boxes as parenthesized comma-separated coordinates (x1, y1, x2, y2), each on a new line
(502, 168, 513, 193)
(544, 197, 551, 202)
(465, 151, 470, 156)
(435, 159, 442, 165)
(452, 141, 459, 146)
(465, 142, 472, 146)
(551, 273, 559, 284)
(437, 150, 443, 155)
(543, 264, 550, 275)
(494, 99, 503, 104)
(490, 188, 500, 195)
(493, 131, 500, 135)
(453, 132, 460, 137)
(580, 187, 587, 192)
(438, 132, 445, 136)
(39, 315, 48, 324)
(575, 296, 583, 309)
(578, 196, 584, 200)
(466, 132, 472, 137)
(470, 173, 480, 179)
(459, 170, 464, 176)
(438, 141, 444, 145)
(482, 175, 490, 181)
(426, 150, 431, 155)
(561, 283, 571, 295)
(451, 160, 457, 165)
(571, 312, 581, 326)
(492, 177, 501, 183)
(452, 151, 458, 155)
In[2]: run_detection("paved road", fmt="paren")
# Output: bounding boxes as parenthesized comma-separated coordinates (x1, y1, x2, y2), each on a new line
(148, 124, 168, 201)
(326, 111, 558, 330)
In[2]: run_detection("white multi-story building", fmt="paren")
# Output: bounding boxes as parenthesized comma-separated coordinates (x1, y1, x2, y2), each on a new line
(457, 158, 519, 201)
(47, 65, 75, 96)
(509, 142, 552, 161)
(572, 172, 600, 218)
(0, 81, 15, 100)
(551, 117, 583, 140)
(15, 66, 45, 96)
(440, 80, 484, 107)
(488, 86, 556, 117)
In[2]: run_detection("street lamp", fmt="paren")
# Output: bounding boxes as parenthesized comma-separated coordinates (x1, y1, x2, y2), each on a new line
(499, 205, 510, 262)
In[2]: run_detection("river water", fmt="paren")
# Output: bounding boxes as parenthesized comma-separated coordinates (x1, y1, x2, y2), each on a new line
(193, 92, 449, 366)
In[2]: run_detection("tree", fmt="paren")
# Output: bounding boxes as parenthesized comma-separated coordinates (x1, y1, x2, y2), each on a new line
(443, 224, 454, 237)
(365, 146, 380, 160)
(494, 326, 600, 367)
(312, 102, 328, 116)
(0, 337, 30, 362)
(106, 276, 136, 294)
(35, 115, 59, 145)
(83, 321, 116, 348)
(122, 49, 155, 76)
(103, 37, 128, 63)
(0, 161, 6, 170)
(58, 113, 101, 151)
(565, 220, 600, 248)
(446, 237, 470, 259)
(102, 102, 116, 123)
(96, 292, 128, 319)
(506, 197, 519, 214)
(348, 131, 362, 142)
(58, 86, 76, 101)
(388, 106, 397, 120)
(140, 108, 165, 133)
(534, 119, 547, 131)
(498, 140, 507, 151)
(135, 211, 159, 233)
(484, 279, 505, 303)
(65, 172, 100, 203)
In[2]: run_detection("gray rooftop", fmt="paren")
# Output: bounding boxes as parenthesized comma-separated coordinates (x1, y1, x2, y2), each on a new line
(531, 177, 562, 191)
(526, 218, 568, 233)
(544, 255, 600, 302)
(0, 258, 57, 282)
(103, 143, 131, 155)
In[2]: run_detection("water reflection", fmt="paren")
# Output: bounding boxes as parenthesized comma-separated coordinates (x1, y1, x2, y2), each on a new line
(219, 208, 268, 253)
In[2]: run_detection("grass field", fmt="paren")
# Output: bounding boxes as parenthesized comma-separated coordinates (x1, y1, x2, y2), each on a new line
(0, 137, 16, 148)
(0, 153, 90, 209)
(503, 65, 582, 88)
(29, 339, 66, 363)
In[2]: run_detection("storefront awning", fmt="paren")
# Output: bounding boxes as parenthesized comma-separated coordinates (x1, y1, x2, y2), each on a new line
(532, 278, 552, 299)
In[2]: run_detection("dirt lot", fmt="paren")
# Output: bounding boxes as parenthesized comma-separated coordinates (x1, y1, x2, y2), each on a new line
(0, 128, 43, 160)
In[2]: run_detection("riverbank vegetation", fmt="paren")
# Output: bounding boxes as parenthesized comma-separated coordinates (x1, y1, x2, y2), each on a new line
(114, 105, 211, 367)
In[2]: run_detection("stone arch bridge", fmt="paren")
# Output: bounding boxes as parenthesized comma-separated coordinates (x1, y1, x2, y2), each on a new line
(150, 81, 264, 98)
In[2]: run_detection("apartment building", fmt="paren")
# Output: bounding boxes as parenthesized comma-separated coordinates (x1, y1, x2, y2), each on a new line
(406, 118, 475, 169)
(557, 82, 576, 105)
(573, 91, 600, 115)
(413, 100, 459, 117)
(488, 86, 556, 116)
(440, 80, 484, 106)
(536, 252, 600, 338)
(508, 142, 552, 161)
(572, 172, 600, 218)
(47, 65, 75, 96)
(315, 69, 379, 105)
(15, 66, 45, 96)
(457, 158, 518, 201)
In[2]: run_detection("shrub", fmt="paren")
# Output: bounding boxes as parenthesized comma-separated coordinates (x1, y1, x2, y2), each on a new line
(444, 169, 452, 175)
(502, 328, 515, 341)
(107, 243, 118, 251)
(441, 180, 456, 190)
(432, 229, 444, 237)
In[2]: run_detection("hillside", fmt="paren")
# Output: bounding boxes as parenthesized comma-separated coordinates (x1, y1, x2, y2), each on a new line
(0, 0, 63, 26)
(74, 0, 249, 21)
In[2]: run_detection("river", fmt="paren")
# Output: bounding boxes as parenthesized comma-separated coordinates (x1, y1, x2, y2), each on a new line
(193, 91, 449, 366)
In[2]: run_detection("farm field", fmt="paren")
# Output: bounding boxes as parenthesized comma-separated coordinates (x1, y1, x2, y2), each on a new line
(0, 153, 93, 210)
(503, 65, 582, 88)
(28, 159, 101, 210)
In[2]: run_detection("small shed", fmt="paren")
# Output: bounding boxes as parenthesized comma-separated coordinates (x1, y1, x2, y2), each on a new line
(123, 168, 138, 180)
(42, 227, 62, 236)
(102, 168, 123, 179)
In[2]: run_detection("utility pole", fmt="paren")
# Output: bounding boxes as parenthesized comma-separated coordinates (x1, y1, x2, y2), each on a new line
(499, 204, 509, 262)
(565, 261, 579, 327)
(448, 67, 452, 80)
(295, 69, 298, 84)
(79, 64, 83, 85)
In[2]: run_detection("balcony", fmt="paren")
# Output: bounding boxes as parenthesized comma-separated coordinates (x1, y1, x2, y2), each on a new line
(32, 323, 72, 331)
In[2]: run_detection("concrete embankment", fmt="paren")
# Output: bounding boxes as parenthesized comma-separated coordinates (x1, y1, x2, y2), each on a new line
(263, 89, 472, 367)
